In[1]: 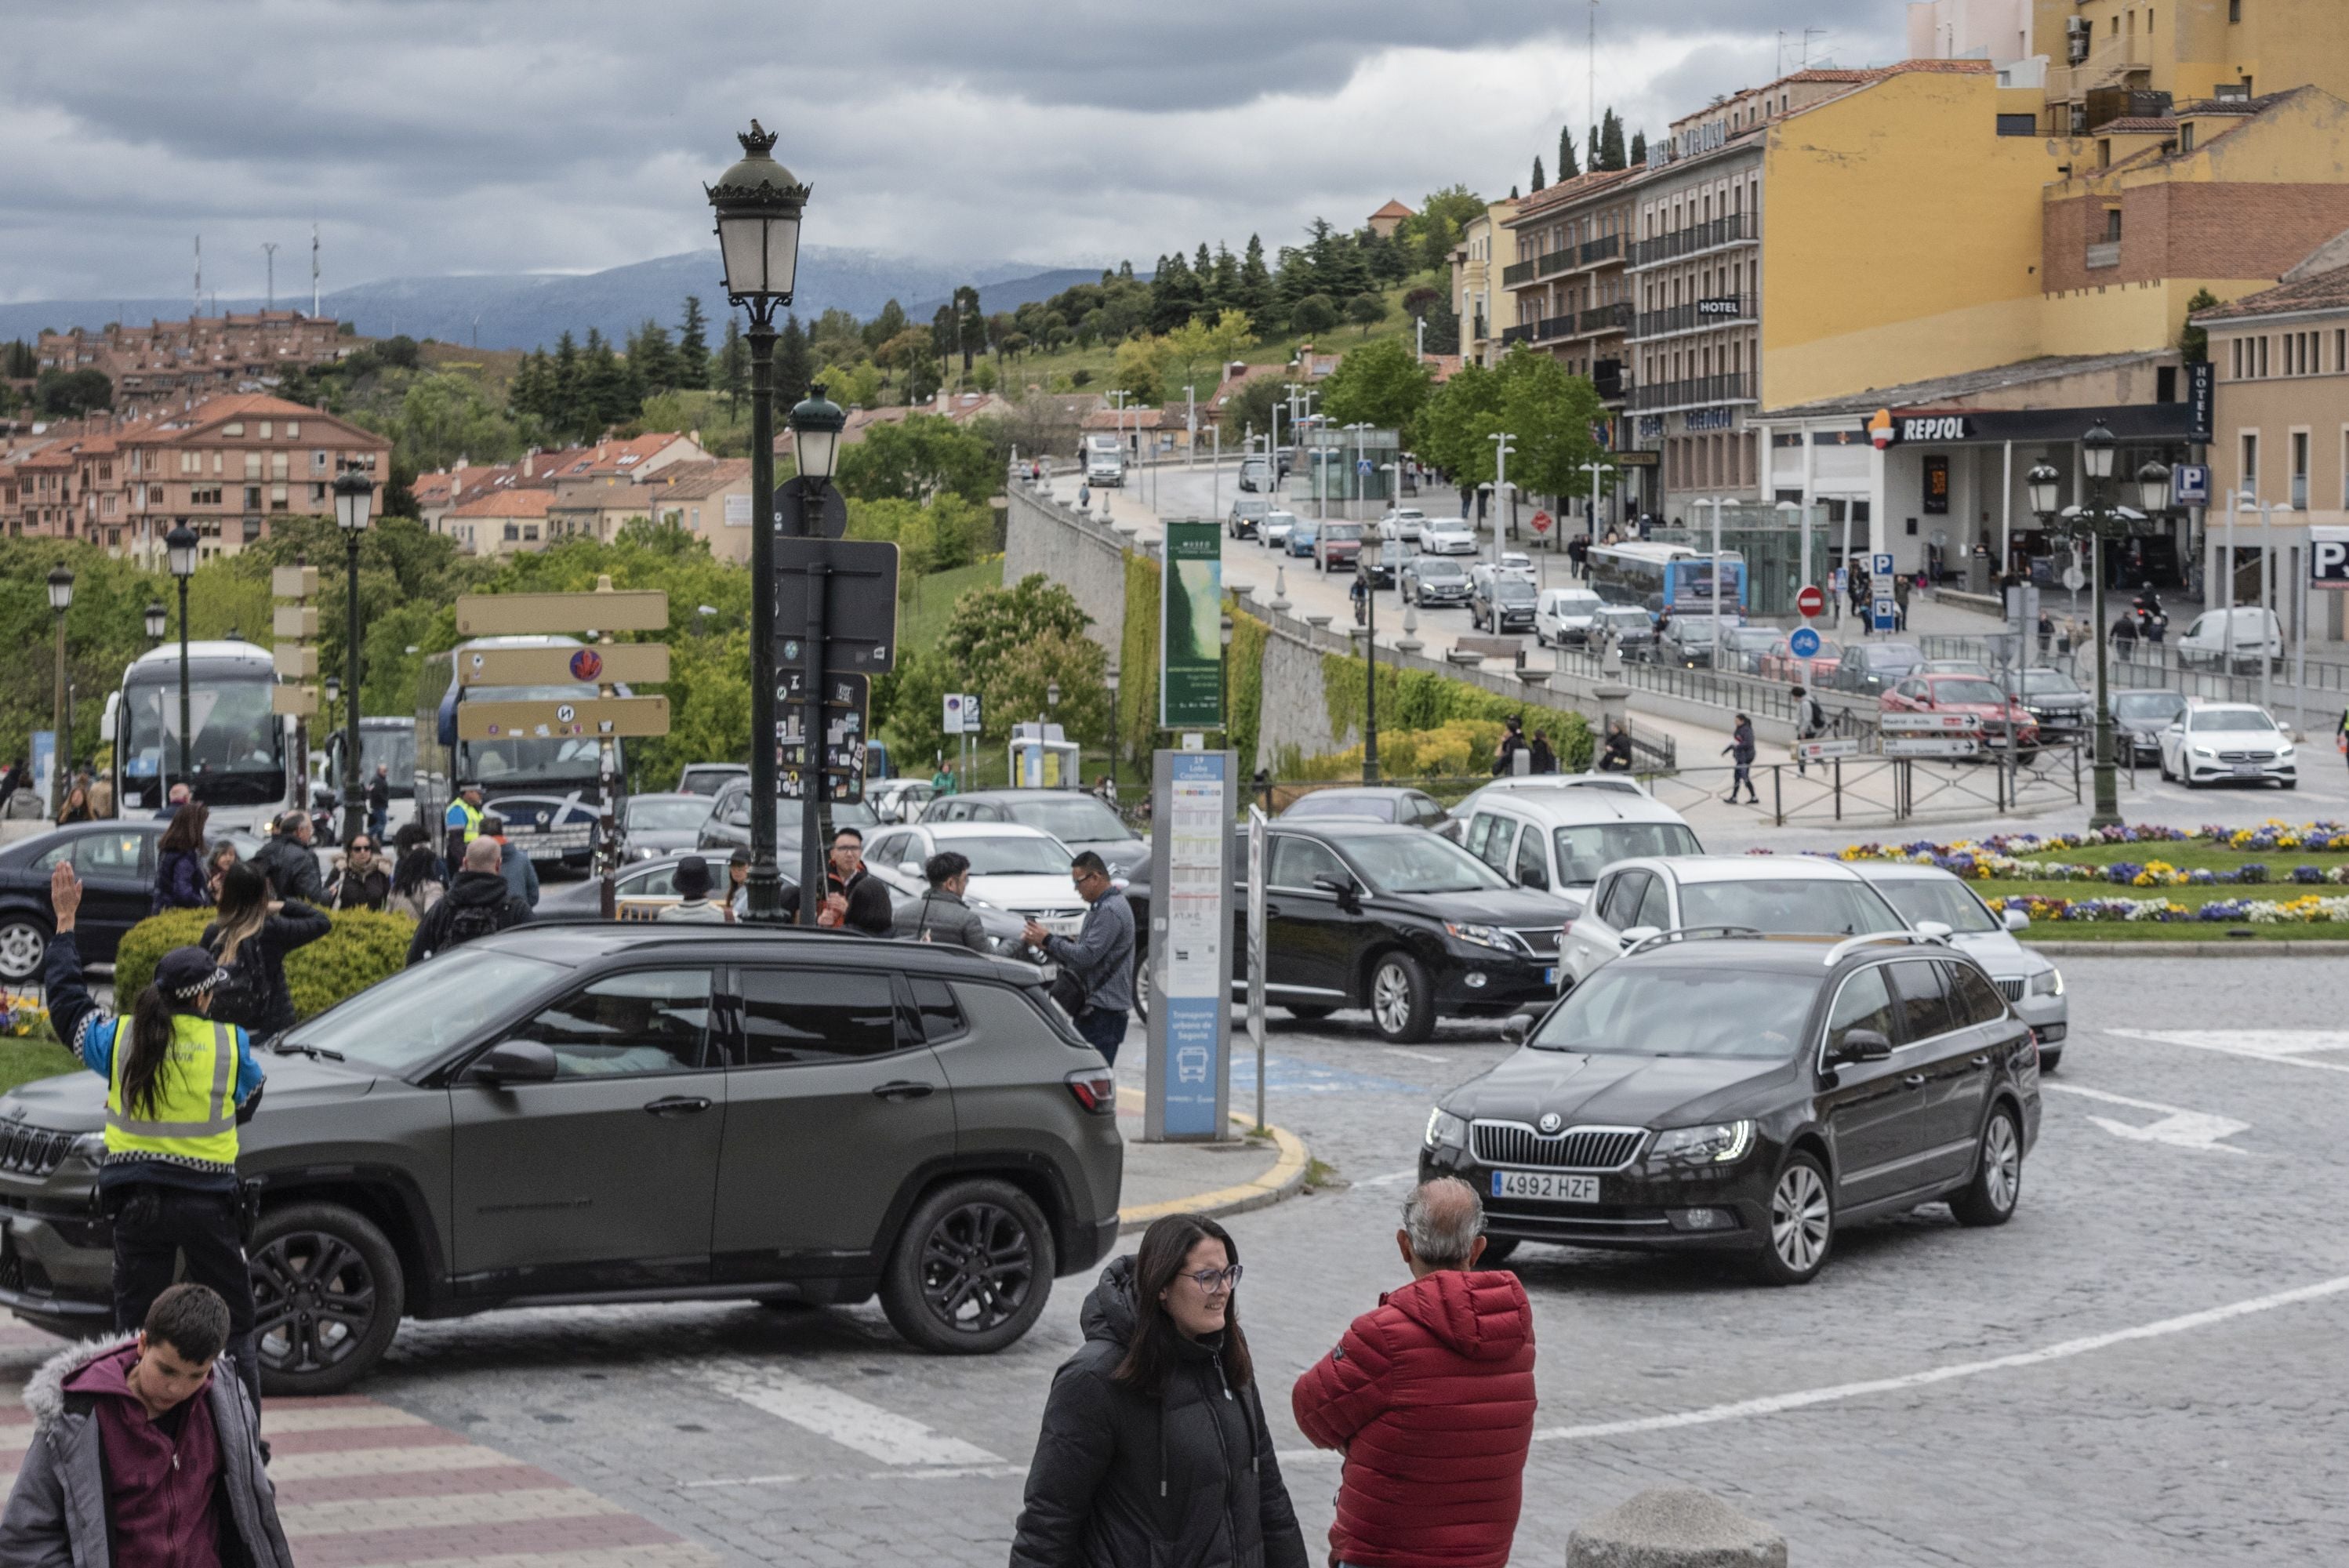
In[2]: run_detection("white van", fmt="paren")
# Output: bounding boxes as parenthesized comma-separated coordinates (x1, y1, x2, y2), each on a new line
(2175, 606, 2282, 667)
(1534, 586, 1607, 647)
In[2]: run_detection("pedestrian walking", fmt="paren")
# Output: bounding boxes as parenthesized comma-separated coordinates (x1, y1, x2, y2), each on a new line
(1078, 481, 1091, 511)
(1723, 712, 1759, 804)
(365, 763, 391, 844)
(387, 839, 445, 921)
(1350, 572, 1368, 626)
(1022, 850, 1135, 1063)
(2146, 610, 2168, 647)
(1792, 684, 1827, 776)
(1007, 1214, 1308, 1568)
(0, 1283, 295, 1567)
(39, 862, 268, 1411)
(1567, 532, 1588, 579)
(2036, 609, 2054, 659)
(1291, 1178, 1537, 1568)
(2111, 612, 2139, 656)
(1893, 574, 1912, 631)
(477, 812, 541, 909)
(406, 837, 532, 964)
(325, 835, 390, 912)
(443, 779, 485, 867)
(151, 803, 212, 913)
(1597, 722, 1635, 773)
(252, 809, 326, 905)
(932, 757, 958, 796)
(901, 851, 989, 952)
(1528, 728, 1556, 774)
(2336, 709, 2349, 774)
(779, 826, 896, 935)
(201, 863, 330, 1045)
(656, 855, 732, 923)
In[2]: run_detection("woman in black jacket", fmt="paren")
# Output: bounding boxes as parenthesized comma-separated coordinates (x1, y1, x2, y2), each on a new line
(1009, 1214, 1305, 1568)
(151, 803, 212, 913)
(200, 863, 330, 1044)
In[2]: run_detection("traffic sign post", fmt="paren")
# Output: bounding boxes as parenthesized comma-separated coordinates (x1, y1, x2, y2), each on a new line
(774, 477, 848, 541)
(1882, 735, 1980, 758)
(1879, 710, 1984, 733)
(1788, 626, 1822, 660)
(458, 643, 672, 686)
(1796, 738, 1861, 761)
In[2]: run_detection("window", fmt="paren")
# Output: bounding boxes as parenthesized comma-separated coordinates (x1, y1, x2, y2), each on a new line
(2180, 122, 2194, 153)
(1270, 834, 1349, 890)
(510, 969, 716, 1077)
(2241, 431, 2260, 495)
(1512, 826, 1549, 890)
(34, 830, 146, 877)
(1888, 960, 1955, 1041)
(285, 422, 300, 437)
(1635, 875, 1672, 931)
(222, 423, 243, 436)
(258, 421, 271, 438)
(1465, 811, 1518, 871)
(909, 977, 966, 1043)
(2293, 430, 2310, 509)
(1943, 962, 2009, 1028)
(1996, 113, 2037, 136)
(2231, 337, 2244, 379)
(2229, 0, 2241, 20)
(2104, 208, 2123, 242)
(1599, 870, 1651, 929)
(1827, 967, 1900, 1057)
(738, 969, 900, 1064)
(2259, 336, 2270, 377)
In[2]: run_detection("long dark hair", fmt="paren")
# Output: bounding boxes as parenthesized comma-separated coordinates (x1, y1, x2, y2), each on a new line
(122, 985, 187, 1120)
(1113, 1214, 1252, 1396)
(159, 802, 209, 855)
(391, 846, 440, 897)
(209, 862, 269, 968)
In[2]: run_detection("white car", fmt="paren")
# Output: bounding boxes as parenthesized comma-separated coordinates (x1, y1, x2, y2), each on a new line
(1421, 517, 1477, 555)
(1260, 510, 1298, 549)
(1498, 552, 1538, 583)
(1849, 862, 2068, 1069)
(2157, 702, 2297, 789)
(1378, 507, 1429, 543)
(2174, 607, 2282, 669)
(1535, 586, 1607, 646)
(860, 821, 1093, 935)
(1559, 855, 1906, 989)
(1454, 788, 1702, 901)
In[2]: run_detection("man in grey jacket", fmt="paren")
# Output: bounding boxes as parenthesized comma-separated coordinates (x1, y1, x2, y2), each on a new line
(1022, 850, 1135, 1063)
(0, 1282, 294, 1567)
(902, 851, 989, 953)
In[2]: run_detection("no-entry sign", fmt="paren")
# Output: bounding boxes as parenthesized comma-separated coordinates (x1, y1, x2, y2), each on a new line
(1531, 510, 1552, 535)
(1796, 584, 1825, 618)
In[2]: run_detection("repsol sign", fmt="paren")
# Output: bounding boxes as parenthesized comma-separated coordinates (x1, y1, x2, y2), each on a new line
(1899, 416, 1970, 442)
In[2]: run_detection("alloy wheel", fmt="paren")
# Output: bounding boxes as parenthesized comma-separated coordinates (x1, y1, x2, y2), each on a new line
(1982, 1114, 2021, 1213)
(251, 1229, 379, 1379)
(917, 1201, 1037, 1336)
(0, 924, 44, 982)
(1770, 1163, 1831, 1275)
(1372, 962, 1414, 1035)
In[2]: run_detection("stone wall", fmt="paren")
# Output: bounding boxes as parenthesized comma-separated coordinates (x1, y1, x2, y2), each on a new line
(1004, 482, 1131, 651)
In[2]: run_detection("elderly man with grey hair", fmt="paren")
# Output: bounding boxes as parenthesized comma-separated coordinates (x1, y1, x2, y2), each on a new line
(1291, 1178, 1538, 1568)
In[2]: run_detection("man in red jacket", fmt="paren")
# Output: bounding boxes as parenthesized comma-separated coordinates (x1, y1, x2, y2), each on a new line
(1291, 1178, 1537, 1568)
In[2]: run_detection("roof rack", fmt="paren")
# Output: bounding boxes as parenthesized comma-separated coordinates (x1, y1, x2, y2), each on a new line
(1622, 925, 1765, 956)
(1821, 930, 1949, 967)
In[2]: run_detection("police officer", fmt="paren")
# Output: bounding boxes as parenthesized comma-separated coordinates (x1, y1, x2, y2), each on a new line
(41, 862, 266, 1410)
(443, 779, 485, 869)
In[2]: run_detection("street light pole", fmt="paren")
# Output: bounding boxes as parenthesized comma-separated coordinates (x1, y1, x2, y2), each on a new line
(166, 525, 198, 795)
(788, 386, 846, 920)
(2033, 429, 2147, 829)
(706, 120, 810, 923)
(1489, 431, 1516, 571)
(47, 568, 73, 816)
(1361, 542, 1381, 783)
(332, 466, 376, 845)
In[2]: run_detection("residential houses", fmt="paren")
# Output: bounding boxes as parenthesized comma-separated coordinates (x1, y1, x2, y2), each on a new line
(417, 432, 714, 558)
(35, 314, 354, 416)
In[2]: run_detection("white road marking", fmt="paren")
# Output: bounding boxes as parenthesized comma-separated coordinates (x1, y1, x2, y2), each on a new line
(2110, 1028, 2349, 1074)
(681, 1462, 1030, 1490)
(1383, 1047, 1448, 1064)
(1280, 1272, 2349, 1464)
(1356, 1169, 1420, 1189)
(673, 1359, 1002, 1468)
(2041, 1081, 2255, 1155)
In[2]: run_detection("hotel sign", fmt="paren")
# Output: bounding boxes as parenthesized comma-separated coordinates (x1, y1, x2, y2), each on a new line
(1648, 118, 1731, 169)
(1695, 296, 1743, 318)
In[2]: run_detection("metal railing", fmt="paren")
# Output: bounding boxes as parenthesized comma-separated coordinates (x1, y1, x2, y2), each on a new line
(1629, 213, 1754, 268)
(1537, 249, 1577, 279)
(1578, 302, 1635, 336)
(1627, 373, 1755, 412)
(1501, 256, 1539, 288)
(1643, 742, 2086, 829)
(1635, 296, 1752, 339)
(1579, 233, 1622, 266)
(1917, 630, 2349, 702)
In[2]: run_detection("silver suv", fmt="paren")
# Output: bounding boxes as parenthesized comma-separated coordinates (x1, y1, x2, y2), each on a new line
(0, 926, 1123, 1394)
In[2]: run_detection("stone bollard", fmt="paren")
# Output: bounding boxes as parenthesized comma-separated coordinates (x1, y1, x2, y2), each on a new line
(1567, 1488, 1786, 1568)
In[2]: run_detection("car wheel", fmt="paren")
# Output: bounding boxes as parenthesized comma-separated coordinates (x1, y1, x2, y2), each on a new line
(1284, 1004, 1336, 1022)
(1131, 952, 1151, 1022)
(1752, 1153, 1833, 1286)
(0, 917, 49, 983)
(1478, 1236, 1521, 1266)
(1367, 951, 1436, 1044)
(880, 1178, 1055, 1354)
(2038, 1046, 2063, 1073)
(1948, 1105, 2023, 1227)
(249, 1201, 406, 1397)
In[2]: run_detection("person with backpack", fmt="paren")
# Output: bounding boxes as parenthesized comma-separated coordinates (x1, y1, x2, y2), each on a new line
(201, 864, 329, 1047)
(151, 803, 212, 913)
(406, 837, 532, 965)
(1792, 684, 1828, 776)
(901, 851, 988, 953)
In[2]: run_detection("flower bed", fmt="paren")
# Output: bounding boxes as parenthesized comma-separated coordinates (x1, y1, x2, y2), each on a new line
(1990, 892, 2349, 924)
(1835, 821, 2349, 888)
(0, 993, 50, 1040)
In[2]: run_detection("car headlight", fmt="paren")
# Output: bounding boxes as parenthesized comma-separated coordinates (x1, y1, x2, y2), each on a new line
(70, 1132, 107, 1164)
(2278, 746, 2296, 760)
(1647, 1120, 1754, 1166)
(2190, 745, 2214, 758)
(1445, 921, 1512, 952)
(2029, 967, 2064, 997)
(1425, 1106, 1469, 1150)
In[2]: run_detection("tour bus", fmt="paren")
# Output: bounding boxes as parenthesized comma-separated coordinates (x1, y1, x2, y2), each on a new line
(414, 636, 623, 870)
(1587, 541, 1748, 616)
(320, 716, 423, 837)
(102, 639, 292, 830)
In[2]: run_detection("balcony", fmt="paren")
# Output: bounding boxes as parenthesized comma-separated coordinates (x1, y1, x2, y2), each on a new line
(1627, 373, 1755, 413)
(1629, 213, 1755, 269)
(1578, 301, 1635, 336)
(1501, 256, 1539, 288)
(1579, 233, 1621, 267)
(1634, 294, 1753, 339)
(1526, 314, 1577, 346)
(2085, 241, 2122, 270)
(1537, 249, 1577, 279)
(1499, 321, 1538, 346)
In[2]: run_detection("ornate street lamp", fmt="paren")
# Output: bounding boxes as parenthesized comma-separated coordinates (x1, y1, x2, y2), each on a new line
(2031, 424, 2136, 828)
(332, 466, 375, 844)
(144, 602, 167, 643)
(1105, 656, 1121, 793)
(708, 121, 811, 922)
(166, 524, 198, 792)
(47, 568, 72, 815)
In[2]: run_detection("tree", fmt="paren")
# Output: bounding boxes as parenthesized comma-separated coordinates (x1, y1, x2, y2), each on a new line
(34, 368, 111, 416)
(836, 415, 997, 506)
(1218, 374, 1287, 440)
(1345, 292, 1389, 334)
(1112, 333, 1172, 403)
(1290, 295, 1339, 336)
(1557, 125, 1580, 180)
(1237, 234, 1276, 323)
(1321, 337, 1433, 430)
(1160, 311, 1254, 406)
(971, 358, 998, 394)
(1402, 285, 1441, 320)
(938, 574, 1099, 745)
(1421, 292, 1461, 355)
(676, 296, 710, 389)
(2180, 287, 2221, 364)
(717, 318, 747, 415)
(952, 285, 984, 372)
(776, 313, 811, 408)
(385, 372, 521, 472)
(1629, 130, 1646, 165)
(862, 298, 908, 352)
(3, 339, 34, 379)
(1530, 155, 1545, 193)
(1598, 109, 1628, 172)
(830, 359, 884, 409)
(627, 318, 679, 394)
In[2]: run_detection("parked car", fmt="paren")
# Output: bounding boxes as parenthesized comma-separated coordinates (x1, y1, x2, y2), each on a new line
(1879, 674, 2040, 751)
(1123, 821, 1576, 1043)
(1420, 517, 1478, 556)
(1590, 604, 1658, 660)
(1419, 929, 2039, 1283)
(1378, 507, 1429, 545)
(1557, 854, 1906, 991)
(677, 763, 750, 797)
(1228, 496, 1271, 539)
(1454, 789, 1702, 900)
(922, 789, 1148, 877)
(863, 822, 1091, 938)
(1535, 587, 1607, 647)
(485, 793, 602, 872)
(1916, 659, 1994, 680)
(1713, 626, 1780, 675)
(870, 777, 939, 823)
(623, 792, 717, 862)
(2006, 666, 2093, 739)
(700, 779, 879, 859)
(1469, 566, 1538, 633)
(2156, 702, 2297, 789)
(1260, 510, 1298, 550)
(1848, 863, 2068, 1069)
(2175, 606, 2282, 670)
(1401, 554, 1474, 608)
(1761, 634, 1843, 684)
(0, 821, 261, 982)
(541, 851, 1037, 953)
(1277, 787, 1450, 828)
(1498, 552, 1538, 583)
(2109, 687, 2187, 761)
(1316, 521, 1366, 573)
(1652, 615, 1741, 669)
(1832, 641, 1926, 696)
(0, 925, 1123, 1388)
(1286, 517, 1320, 557)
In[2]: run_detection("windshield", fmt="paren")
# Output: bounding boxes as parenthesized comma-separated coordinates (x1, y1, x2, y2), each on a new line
(1417, 561, 1465, 579)
(1494, 581, 1536, 604)
(1283, 793, 1396, 822)
(1872, 877, 1999, 933)
(1931, 680, 2009, 706)
(1428, 521, 1471, 535)
(1552, 823, 1702, 885)
(1548, 593, 1602, 610)
(1265, 512, 1296, 528)
(628, 797, 713, 831)
(1677, 877, 1904, 936)
(358, 728, 416, 795)
(2190, 707, 2277, 732)
(278, 948, 569, 1076)
(2018, 670, 2082, 695)
(1600, 609, 1651, 628)
(951, 835, 1077, 876)
(1530, 965, 1816, 1059)
(125, 677, 281, 780)
(1001, 795, 1137, 844)
(460, 684, 607, 785)
(2115, 691, 2184, 720)
(1344, 833, 1509, 895)
(1324, 524, 1363, 540)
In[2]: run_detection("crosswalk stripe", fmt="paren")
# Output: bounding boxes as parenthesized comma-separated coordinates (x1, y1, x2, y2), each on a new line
(673, 1357, 1003, 1468)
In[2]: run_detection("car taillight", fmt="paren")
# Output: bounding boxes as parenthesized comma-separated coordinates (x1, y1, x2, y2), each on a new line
(1066, 1069, 1117, 1114)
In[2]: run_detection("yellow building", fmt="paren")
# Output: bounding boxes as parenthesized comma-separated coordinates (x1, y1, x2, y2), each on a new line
(2036, 0, 2349, 133)
(1450, 198, 1520, 368)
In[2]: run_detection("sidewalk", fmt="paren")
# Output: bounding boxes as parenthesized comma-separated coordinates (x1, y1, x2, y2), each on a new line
(1115, 1088, 1310, 1232)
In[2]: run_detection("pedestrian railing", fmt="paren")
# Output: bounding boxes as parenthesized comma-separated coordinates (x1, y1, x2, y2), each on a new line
(1643, 740, 2085, 828)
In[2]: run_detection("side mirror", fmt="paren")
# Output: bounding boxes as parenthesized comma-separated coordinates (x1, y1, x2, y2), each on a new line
(2003, 907, 2031, 932)
(899, 860, 924, 878)
(1519, 863, 1548, 891)
(1913, 920, 1952, 941)
(1500, 1014, 1531, 1045)
(1312, 874, 1362, 909)
(1619, 924, 1662, 951)
(1829, 1029, 1894, 1065)
(460, 1040, 557, 1087)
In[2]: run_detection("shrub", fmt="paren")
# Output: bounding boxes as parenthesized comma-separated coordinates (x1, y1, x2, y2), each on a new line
(114, 909, 416, 1025)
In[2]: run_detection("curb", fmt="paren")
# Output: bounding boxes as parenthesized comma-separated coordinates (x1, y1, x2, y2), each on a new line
(1117, 1104, 1312, 1234)
(2025, 938, 2349, 956)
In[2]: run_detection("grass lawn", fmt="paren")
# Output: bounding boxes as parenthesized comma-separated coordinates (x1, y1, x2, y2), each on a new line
(900, 557, 1004, 653)
(0, 1036, 78, 1095)
(2020, 922, 2349, 942)
(2010, 840, 2347, 874)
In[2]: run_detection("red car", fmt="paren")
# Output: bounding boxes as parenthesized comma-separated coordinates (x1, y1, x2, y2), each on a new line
(1761, 634, 1843, 685)
(1879, 674, 2040, 748)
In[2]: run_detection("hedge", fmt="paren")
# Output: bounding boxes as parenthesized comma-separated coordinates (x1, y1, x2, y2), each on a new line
(1280, 718, 1509, 782)
(114, 909, 417, 1025)
(1318, 655, 1594, 772)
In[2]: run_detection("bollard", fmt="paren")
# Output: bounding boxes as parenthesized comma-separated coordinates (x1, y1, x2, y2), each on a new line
(1566, 1487, 1787, 1568)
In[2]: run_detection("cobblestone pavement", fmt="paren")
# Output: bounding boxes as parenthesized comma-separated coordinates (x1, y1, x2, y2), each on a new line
(6, 956, 2320, 1564)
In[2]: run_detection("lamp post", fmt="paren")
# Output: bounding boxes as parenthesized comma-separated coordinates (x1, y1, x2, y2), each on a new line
(1360, 543, 1381, 782)
(47, 568, 72, 815)
(2030, 426, 2139, 827)
(143, 602, 167, 644)
(1487, 431, 1516, 570)
(706, 120, 810, 922)
(1106, 656, 1121, 796)
(786, 384, 846, 916)
(166, 525, 198, 793)
(332, 466, 375, 844)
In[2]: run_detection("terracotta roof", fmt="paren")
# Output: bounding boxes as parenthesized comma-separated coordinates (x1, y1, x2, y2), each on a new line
(644, 458, 751, 499)
(1509, 167, 1639, 220)
(447, 488, 556, 520)
(2175, 93, 2289, 115)
(2097, 117, 2177, 134)
(1371, 199, 1414, 220)
(1786, 59, 1994, 84)
(2191, 268, 2349, 325)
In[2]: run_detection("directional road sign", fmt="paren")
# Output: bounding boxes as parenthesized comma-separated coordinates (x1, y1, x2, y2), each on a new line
(1882, 735, 1980, 758)
(459, 644, 671, 686)
(456, 590, 670, 636)
(1795, 584, 1825, 618)
(457, 695, 672, 742)
(1788, 626, 1823, 659)
(775, 476, 849, 541)
(1878, 710, 1983, 733)
(1795, 738, 1861, 760)
(772, 538, 901, 674)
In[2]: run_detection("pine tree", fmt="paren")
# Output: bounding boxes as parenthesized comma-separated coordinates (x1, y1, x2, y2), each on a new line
(1599, 109, 1627, 172)
(1558, 125, 1580, 180)
(551, 331, 583, 441)
(1211, 242, 1242, 313)
(1530, 155, 1546, 193)
(717, 317, 748, 416)
(862, 298, 907, 352)
(1588, 124, 1602, 174)
(629, 318, 678, 394)
(776, 313, 811, 407)
(1238, 234, 1276, 324)
(1629, 130, 1646, 165)
(1509, 184, 1519, 199)
(676, 296, 710, 389)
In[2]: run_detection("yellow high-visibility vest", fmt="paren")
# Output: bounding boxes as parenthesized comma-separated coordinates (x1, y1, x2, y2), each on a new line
(106, 1014, 240, 1167)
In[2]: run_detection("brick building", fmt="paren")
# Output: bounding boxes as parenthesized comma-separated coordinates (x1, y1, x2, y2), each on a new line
(36, 313, 354, 416)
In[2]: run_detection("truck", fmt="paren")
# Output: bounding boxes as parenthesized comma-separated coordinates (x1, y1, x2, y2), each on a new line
(1083, 433, 1125, 488)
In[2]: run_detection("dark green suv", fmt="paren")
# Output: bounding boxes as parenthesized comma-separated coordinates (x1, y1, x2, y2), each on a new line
(0, 925, 1123, 1395)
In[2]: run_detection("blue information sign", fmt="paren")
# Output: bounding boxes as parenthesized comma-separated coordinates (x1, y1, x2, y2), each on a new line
(1788, 626, 1822, 659)
(2174, 463, 2210, 506)
(1872, 597, 1898, 632)
(1872, 552, 1895, 578)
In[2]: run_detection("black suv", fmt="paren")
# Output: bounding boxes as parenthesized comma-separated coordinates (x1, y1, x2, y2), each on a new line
(1126, 821, 1577, 1043)
(0, 925, 1122, 1393)
(1421, 930, 2039, 1283)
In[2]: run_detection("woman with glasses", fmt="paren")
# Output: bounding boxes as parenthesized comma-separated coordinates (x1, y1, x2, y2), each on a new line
(326, 836, 390, 913)
(1009, 1214, 1305, 1568)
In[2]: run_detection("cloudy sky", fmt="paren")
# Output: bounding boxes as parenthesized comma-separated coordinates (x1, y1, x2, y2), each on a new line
(2, 0, 1915, 303)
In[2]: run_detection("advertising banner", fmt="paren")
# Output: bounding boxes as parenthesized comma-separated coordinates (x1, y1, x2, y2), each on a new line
(1160, 522, 1224, 728)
